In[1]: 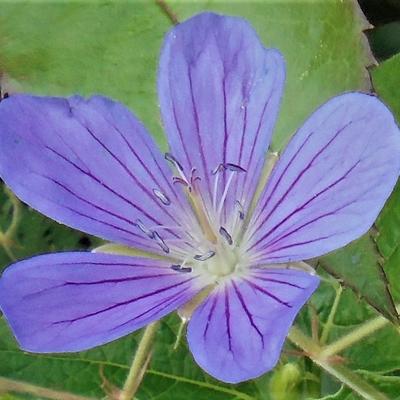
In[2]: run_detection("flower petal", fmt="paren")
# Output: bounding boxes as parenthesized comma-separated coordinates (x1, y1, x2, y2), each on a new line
(0, 252, 205, 352)
(245, 93, 400, 263)
(187, 268, 319, 383)
(158, 13, 285, 220)
(0, 94, 195, 254)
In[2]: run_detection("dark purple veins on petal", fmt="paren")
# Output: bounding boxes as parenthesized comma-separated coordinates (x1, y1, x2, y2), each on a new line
(52, 277, 196, 325)
(242, 278, 292, 308)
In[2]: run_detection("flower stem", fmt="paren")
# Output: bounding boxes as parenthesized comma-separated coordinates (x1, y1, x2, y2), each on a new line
(0, 377, 94, 400)
(288, 327, 389, 400)
(155, 0, 179, 25)
(0, 187, 21, 261)
(4, 187, 21, 238)
(119, 321, 160, 400)
(320, 311, 395, 359)
(320, 284, 343, 345)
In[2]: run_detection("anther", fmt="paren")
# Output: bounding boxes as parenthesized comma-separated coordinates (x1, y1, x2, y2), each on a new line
(152, 188, 171, 205)
(173, 176, 189, 187)
(194, 250, 216, 261)
(212, 163, 225, 175)
(171, 264, 193, 273)
(190, 168, 201, 187)
(219, 226, 233, 245)
(153, 231, 170, 253)
(235, 200, 245, 220)
(135, 219, 155, 239)
(224, 163, 246, 173)
(165, 153, 184, 172)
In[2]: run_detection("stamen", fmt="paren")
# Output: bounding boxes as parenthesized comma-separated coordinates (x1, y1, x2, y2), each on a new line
(212, 164, 224, 210)
(149, 225, 185, 231)
(217, 171, 235, 217)
(153, 231, 170, 253)
(219, 226, 233, 245)
(171, 264, 192, 273)
(194, 250, 216, 261)
(165, 152, 184, 172)
(212, 164, 225, 175)
(152, 188, 171, 205)
(190, 168, 201, 188)
(135, 219, 155, 239)
(224, 163, 247, 173)
(217, 163, 246, 220)
(235, 200, 245, 220)
(173, 176, 189, 187)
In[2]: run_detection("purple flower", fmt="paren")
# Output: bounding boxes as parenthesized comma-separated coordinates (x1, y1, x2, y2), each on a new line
(0, 12, 399, 384)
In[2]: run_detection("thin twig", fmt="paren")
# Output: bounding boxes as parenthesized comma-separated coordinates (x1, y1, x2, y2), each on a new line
(119, 321, 160, 400)
(0, 377, 96, 400)
(155, 0, 179, 25)
(320, 284, 343, 344)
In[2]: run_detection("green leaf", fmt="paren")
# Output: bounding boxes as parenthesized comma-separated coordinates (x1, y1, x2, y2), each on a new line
(372, 54, 400, 303)
(0, 2, 170, 147)
(372, 54, 400, 119)
(318, 236, 398, 324)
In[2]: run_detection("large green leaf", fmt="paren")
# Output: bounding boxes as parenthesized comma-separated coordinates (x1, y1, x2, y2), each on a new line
(0, 1, 170, 146)
(318, 235, 398, 323)
(372, 54, 400, 303)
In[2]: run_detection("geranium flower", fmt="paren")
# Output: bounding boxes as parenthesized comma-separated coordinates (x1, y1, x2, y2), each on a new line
(0, 12, 399, 384)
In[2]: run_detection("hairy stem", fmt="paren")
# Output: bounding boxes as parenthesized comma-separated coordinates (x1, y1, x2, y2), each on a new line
(288, 327, 389, 400)
(119, 321, 160, 400)
(0, 377, 95, 400)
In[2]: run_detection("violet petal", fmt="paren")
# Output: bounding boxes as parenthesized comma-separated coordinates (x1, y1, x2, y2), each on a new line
(158, 13, 285, 221)
(0, 252, 204, 352)
(187, 268, 319, 383)
(247, 93, 400, 263)
(0, 95, 193, 253)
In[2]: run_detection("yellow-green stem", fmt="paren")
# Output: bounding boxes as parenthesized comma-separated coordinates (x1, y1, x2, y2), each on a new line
(119, 321, 160, 400)
(320, 284, 343, 344)
(0, 377, 94, 400)
(320, 311, 395, 359)
(5, 187, 21, 238)
(288, 327, 388, 400)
